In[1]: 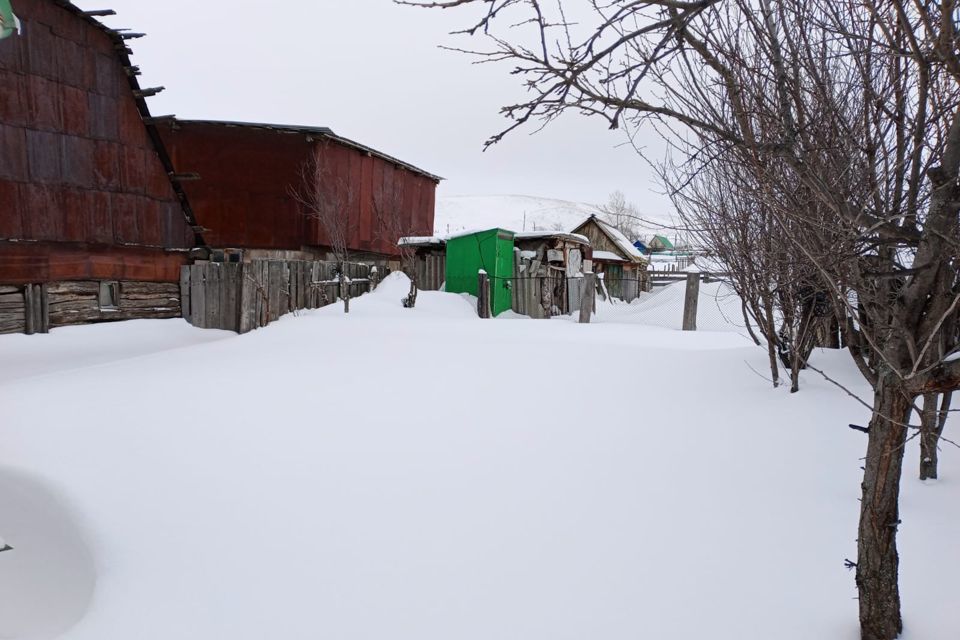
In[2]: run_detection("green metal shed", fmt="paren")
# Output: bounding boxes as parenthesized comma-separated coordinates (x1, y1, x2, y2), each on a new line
(445, 228, 515, 316)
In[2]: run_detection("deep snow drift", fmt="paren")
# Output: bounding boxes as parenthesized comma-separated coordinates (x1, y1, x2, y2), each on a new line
(0, 274, 957, 639)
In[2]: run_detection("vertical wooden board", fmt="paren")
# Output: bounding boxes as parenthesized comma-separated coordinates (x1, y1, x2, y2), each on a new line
(204, 265, 221, 329)
(296, 262, 304, 310)
(302, 262, 309, 308)
(24, 283, 35, 335)
(190, 264, 206, 328)
(238, 263, 255, 334)
(308, 262, 318, 309)
(32, 284, 42, 333)
(290, 262, 298, 313)
(39, 284, 50, 333)
(221, 263, 239, 332)
(280, 263, 292, 315)
(258, 261, 269, 327)
(267, 261, 281, 322)
(253, 260, 270, 329)
(180, 266, 191, 320)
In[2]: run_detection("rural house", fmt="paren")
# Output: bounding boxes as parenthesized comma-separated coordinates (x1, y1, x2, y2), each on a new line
(571, 215, 650, 301)
(0, 0, 203, 335)
(156, 119, 442, 265)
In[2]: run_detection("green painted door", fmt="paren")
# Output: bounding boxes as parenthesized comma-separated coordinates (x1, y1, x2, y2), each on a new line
(445, 228, 515, 316)
(606, 264, 624, 299)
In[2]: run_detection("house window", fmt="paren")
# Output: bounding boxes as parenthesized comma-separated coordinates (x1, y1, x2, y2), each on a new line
(99, 281, 119, 310)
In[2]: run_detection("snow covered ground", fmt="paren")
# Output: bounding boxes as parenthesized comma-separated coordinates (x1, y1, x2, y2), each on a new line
(595, 280, 748, 333)
(0, 274, 958, 639)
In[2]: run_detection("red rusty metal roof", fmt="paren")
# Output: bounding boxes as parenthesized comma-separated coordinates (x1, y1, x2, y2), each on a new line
(173, 119, 444, 184)
(46, 0, 205, 246)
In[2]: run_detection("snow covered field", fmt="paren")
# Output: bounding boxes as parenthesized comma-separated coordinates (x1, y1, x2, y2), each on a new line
(1, 274, 958, 639)
(436, 194, 678, 237)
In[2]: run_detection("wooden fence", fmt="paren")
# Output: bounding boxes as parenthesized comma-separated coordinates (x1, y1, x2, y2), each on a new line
(414, 254, 446, 291)
(181, 260, 379, 333)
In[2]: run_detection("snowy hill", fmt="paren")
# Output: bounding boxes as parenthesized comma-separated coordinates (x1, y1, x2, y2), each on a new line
(435, 194, 678, 238)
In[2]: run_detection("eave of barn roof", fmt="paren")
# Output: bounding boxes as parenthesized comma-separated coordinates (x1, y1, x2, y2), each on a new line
(174, 119, 444, 183)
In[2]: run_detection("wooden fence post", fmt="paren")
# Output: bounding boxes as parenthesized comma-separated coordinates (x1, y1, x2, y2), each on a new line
(579, 273, 596, 324)
(24, 284, 35, 335)
(478, 271, 491, 319)
(39, 284, 49, 333)
(682, 272, 700, 331)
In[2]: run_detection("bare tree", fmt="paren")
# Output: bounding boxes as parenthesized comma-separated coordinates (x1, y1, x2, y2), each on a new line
(290, 143, 356, 314)
(373, 180, 421, 308)
(402, 1, 960, 637)
(598, 190, 642, 242)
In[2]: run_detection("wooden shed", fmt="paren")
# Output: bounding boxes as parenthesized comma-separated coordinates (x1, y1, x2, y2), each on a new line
(513, 231, 591, 317)
(571, 215, 650, 301)
(0, 0, 202, 334)
(156, 119, 441, 264)
(398, 236, 446, 292)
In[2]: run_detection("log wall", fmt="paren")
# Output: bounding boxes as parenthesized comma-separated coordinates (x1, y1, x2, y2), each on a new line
(0, 280, 181, 335)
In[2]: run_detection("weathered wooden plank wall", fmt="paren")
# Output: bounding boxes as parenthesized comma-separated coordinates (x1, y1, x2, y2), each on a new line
(182, 259, 381, 334)
(415, 255, 445, 291)
(0, 286, 26, 334)
(0, 280, 181, 335)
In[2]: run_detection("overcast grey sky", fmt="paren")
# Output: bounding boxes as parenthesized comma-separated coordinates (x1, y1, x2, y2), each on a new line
(75, 0, 671, 213)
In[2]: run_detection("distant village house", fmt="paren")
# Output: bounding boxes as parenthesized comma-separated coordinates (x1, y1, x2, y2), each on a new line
(572, 215, 650, 301)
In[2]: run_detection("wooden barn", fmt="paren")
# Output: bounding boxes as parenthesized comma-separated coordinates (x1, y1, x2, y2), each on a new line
(0, 0, 203, 334)
(156, 119, 441, 265)
(571, 215, 650, 302)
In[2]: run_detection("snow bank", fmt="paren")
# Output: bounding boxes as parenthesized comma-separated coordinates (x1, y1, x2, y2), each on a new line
(594, 280, 747, 333)
(0, 278, 957, 640)
(0, 319, 233, 385)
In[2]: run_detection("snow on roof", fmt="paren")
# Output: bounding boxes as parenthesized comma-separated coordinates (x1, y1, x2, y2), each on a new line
(398, 236, 446, 247)
(596, 218, 645, 260)
(445, 227, 516, 241)
(575, 215, 647, 262)
(514, 231, 590, 245)
(592, 250, 629, 263)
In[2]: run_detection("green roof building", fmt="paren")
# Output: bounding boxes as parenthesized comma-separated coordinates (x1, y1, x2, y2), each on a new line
(445, 229, 515, 316)
(650, 235, 675, 251)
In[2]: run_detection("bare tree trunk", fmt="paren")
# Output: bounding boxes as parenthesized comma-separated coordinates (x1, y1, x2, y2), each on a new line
(919, 391, 952, 481)
(790, 352, 801, 394)
(762, 292, 780, 388)
(339, 270, 350, 314)
(856, 377, 912, 640)
(403, 279, 418, 309)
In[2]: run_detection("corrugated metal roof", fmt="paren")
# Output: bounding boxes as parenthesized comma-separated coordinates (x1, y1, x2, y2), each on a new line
(174, 119, 444, 183)
(51, 0, 206, 247)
